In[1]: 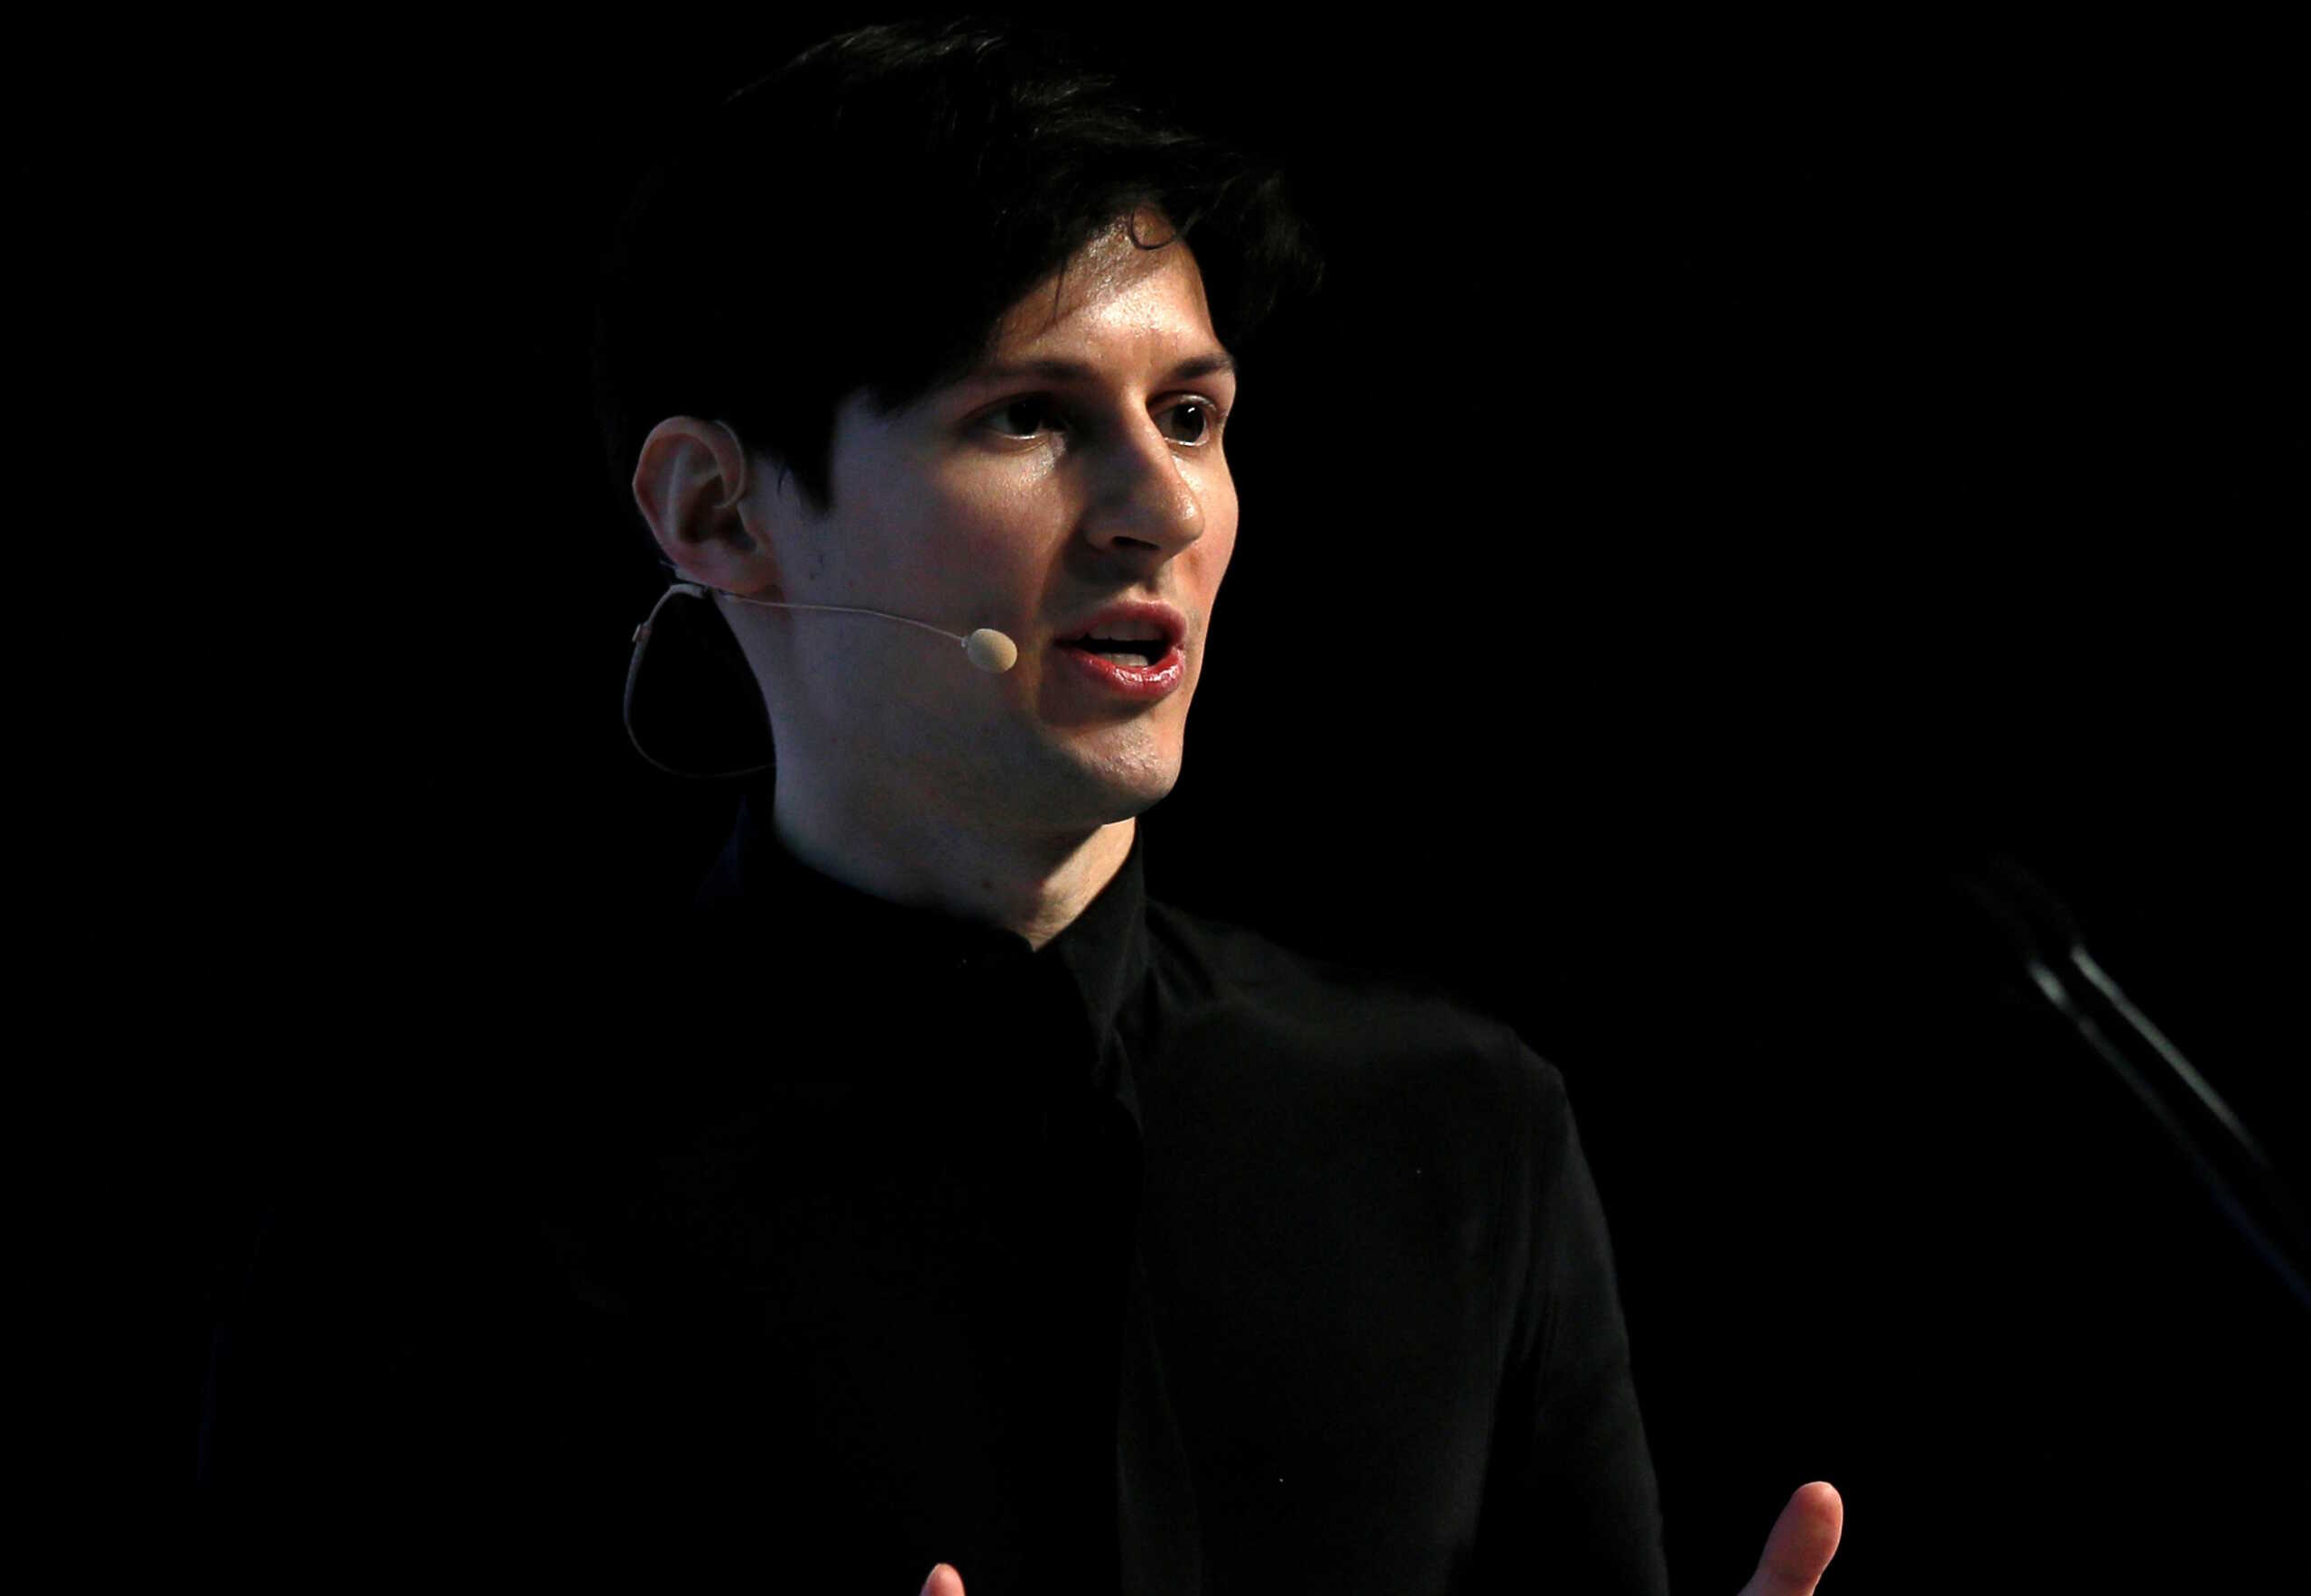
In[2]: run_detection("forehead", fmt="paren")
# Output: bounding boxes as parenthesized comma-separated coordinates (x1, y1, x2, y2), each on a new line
(982, 208, 1220, 363)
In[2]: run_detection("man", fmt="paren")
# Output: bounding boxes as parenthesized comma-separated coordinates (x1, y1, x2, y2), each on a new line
(199, 18, 1842, 1593)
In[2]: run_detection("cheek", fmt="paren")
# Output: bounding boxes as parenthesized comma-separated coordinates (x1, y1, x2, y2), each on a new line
(919, 494, 1037, 595)
(1205, 472, 1239, 560)
(1197, 518, 1239, 595)
(950, 520, 1044, 600)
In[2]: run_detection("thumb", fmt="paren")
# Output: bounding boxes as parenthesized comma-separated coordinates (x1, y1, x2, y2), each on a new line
(919, 1564, 965, 1596)
(1738, 1481, 1844, 1596)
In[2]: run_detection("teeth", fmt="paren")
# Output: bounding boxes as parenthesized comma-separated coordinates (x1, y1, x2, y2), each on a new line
(1083, 625, 1165, 643)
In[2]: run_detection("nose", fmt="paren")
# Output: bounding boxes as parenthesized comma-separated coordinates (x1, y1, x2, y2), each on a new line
(1078, 415, 1209, 561)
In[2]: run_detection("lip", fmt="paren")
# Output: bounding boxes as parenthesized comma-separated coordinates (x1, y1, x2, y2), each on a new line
(1051, 600, 1187, 656)
(1053, 639, 1186, 701)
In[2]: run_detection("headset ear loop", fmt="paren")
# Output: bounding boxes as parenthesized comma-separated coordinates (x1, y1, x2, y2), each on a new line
(624, 581, 779, 782)
(619, 417, 773, 780)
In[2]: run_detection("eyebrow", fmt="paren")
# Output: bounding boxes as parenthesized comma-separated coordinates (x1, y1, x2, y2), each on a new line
(962, 350, 1237, 387)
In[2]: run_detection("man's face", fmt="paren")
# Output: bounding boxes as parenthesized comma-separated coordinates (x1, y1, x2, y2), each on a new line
(736, 209, 1240, 840)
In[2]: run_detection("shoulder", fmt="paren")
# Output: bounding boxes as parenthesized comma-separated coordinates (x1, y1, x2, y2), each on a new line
(1142, 896, 1569, 1116)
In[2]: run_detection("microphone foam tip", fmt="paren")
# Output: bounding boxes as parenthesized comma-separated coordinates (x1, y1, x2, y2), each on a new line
(965, 628, 1017, 673)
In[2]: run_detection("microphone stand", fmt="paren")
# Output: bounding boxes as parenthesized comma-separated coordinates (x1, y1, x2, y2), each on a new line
(1950, 852, 2311, 1320)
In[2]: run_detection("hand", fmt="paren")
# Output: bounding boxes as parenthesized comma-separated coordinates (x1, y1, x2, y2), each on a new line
(919, 1564, 965, 1596)
(1736, 1480, 1843, 1596)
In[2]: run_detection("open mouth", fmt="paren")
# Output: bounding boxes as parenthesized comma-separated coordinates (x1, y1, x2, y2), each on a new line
(1058, 638, 1164, 667)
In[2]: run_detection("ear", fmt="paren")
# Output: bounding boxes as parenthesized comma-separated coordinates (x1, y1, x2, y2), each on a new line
(632, 416, 772, 586)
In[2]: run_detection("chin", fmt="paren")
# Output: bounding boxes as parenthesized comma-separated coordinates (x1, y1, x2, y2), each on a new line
(1079, 750, 1182, 819)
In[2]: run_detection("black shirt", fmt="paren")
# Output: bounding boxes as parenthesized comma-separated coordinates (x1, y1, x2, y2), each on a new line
(200, 790, 1669, 1594)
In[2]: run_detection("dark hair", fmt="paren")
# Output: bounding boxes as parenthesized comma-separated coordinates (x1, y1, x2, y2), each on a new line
(589, 14, 1328, 564)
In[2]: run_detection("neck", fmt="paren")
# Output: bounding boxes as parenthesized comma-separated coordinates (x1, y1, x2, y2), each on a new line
(768, 783, 1134, 954)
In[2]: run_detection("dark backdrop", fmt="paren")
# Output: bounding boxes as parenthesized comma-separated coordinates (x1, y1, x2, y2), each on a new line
(178, 11, 2304, 1587)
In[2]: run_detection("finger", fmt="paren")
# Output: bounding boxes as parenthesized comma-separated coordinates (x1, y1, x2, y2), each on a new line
(919, 1563, 966, 1596)
(1738, 1481, 1844, 1596)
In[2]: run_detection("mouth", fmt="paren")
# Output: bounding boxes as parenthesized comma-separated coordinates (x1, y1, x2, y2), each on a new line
(1053, 637, 1168, 668)
(1047, 599, 1190, 698)
(1050, 636, 1188, 700)
(1050, 606, 1188, 666)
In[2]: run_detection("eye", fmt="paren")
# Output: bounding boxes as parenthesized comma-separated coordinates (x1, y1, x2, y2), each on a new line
(977, 394, 1229, 447)
(980, 395, 1063, 441)
(1163, 398, 1227, 446)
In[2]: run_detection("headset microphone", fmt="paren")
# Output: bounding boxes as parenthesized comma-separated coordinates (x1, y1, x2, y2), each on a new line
(620, 420, 1020, 778)
(623, 582, 1019, 779)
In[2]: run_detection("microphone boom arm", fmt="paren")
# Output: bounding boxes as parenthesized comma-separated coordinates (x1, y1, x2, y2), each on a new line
(1958, 857, 2311, 1320)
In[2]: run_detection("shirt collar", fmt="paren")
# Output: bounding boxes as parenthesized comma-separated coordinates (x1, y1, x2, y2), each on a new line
(691, 781, 1154, 1126)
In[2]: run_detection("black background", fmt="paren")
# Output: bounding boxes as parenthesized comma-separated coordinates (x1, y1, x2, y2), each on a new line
(165, 9, 2306, 1587)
